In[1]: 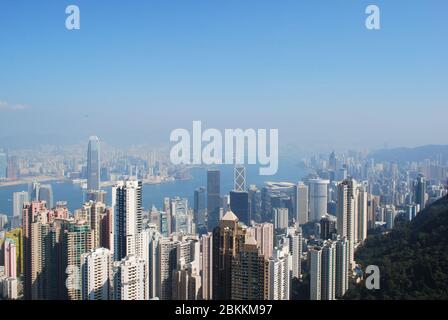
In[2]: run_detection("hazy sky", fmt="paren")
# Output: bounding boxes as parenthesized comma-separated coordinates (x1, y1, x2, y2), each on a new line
(0, 0, 447, 152)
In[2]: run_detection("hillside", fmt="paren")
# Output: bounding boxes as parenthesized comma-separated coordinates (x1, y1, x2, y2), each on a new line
(344, 195, 448, 300)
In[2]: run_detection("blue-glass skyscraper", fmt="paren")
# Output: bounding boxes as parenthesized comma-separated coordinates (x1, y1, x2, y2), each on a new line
(87, 136, 100, 191)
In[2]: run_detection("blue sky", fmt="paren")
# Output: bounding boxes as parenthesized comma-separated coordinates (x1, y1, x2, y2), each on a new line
(0, 0, 447, 152)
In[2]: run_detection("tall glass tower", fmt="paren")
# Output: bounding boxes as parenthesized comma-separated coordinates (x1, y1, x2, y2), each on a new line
(87, 136, 100, 191)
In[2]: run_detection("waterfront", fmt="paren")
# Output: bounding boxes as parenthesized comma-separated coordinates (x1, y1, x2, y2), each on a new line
(0, 160, 309, 216)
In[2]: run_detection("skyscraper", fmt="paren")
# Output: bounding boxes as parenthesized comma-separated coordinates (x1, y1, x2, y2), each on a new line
(200, 232, 213, 300)
(233, 165, 246, 192)
(39, 184, 53, 209)
(87, 136, 101, 191)
(3, 238, 17, 278)
(247, 222, 274, 260)
(321, 241, 336, 300)
(266, 247, 291, 300)
(231, 235, 266, 300)
(212, 210, 246, 300)
(335, 237, 349, 298)
(287, 227, 302, 279)
(320, 214, 337, 240)
(81, 248, 113, 300)
(113, 255, 148, 300)
(309, 179, 329, 222)
(112, 180, 143, 261)
(296, 182, 309, 225)
(414, 174, 427, 212)
(336, 178, 357, 266)
(13, 191, 29, 217)
(207, 169, 220, 231)
(194, 187, 207, 234)
(229, 190, 250, 225)
(309, 248, 322, 300)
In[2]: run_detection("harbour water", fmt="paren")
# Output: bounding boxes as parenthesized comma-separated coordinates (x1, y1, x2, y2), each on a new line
(0, 159, 309, 216)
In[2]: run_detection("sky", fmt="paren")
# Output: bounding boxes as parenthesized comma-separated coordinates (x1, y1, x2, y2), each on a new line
(0, 0, 447, 153)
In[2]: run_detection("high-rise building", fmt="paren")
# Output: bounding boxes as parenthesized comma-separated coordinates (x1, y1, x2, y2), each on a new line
(320, 214, 337, 240)
(248, 185, 261, 222)
(321, 241, 336, 300)
(231, 235, 266, 300)
(309, 179, 329, 222)
(65, 221, 94, 300)
(273, 208, 289, 231)
(287, 227, 302, 279)
(113, 255, 148, 300)
(414, 174, 427, 212)
(3, 238, 17, 278)
(336, 178, 357, 265)
(200, 232, 213, 300)
(13, 191, 29, 217)
(207, 169, 220, 231)
(38, 184, 54, 209)
(356, 186, 368, 243)
(233, 165, 246, 192)
(170, 197, 192, 234)
(247, 222, 274, 260)
(266, 247, 291, 300)
(309, 247, 322, 300)
(212, 210, 246, 300)
(7, 156, 18, 180)
(112, 180, 143, 261)
(194, 187, 207, 234)
(81, 248, 113, 300)
(296, 182, 309, 225)
(229, 190, 250, 225)
(29, 181, 40, 201)
(87, 136, 101, 191)
(335, 237, 349, 298)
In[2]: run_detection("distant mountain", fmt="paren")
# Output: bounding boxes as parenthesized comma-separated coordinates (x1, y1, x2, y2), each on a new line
(344, 195, 448, 300)
(369, 145, 448, 163)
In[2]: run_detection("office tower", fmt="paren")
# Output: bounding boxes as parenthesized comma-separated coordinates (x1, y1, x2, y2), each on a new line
(85, 190, 106, 203)
(3, 238, 17, 278)
(13, 191, 29, 217)
(296, 182, 309, 225)
(112, 180, 143, 261)
(170, 197, 191, 234)
(320, 214, 337, 240)
(287, 227, 302, 279)
(221, 195, 230, 214)
(247, 222, 274, 260)
(163, 197, 172, 235)
(65, 221, 94, 300)
(29, 181, 40, 202)
(309, 179, 330, 222)
(87, 136, 101, 191)
(367, 194, 380, 229)
(0, 151, 6, 179)
(207, 169, 221, 231)
(81, 248, 113, 300)
(113, 255, 148, 300)
(356, 186, 368, 243)
(38, 184, 54, 209)
(335, 237, 349, 298)
(273, 208, 289, 231)
(194, 187, 207, 234)
(248, 185, 261, 222)
(212, 210, 246, 300)
(414, 174, 427, 211)
(230, 190, 250, 225)
(309, 247, 322, 300)
(200, 232, 213, 300)
(234, 165, 246, 192)
(231, 235, 266, 300)
(336, 178, 357, 266)
(321, 241, 336, 300)
(261, 182, 296, 222)
(266, 247, 291, 300)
